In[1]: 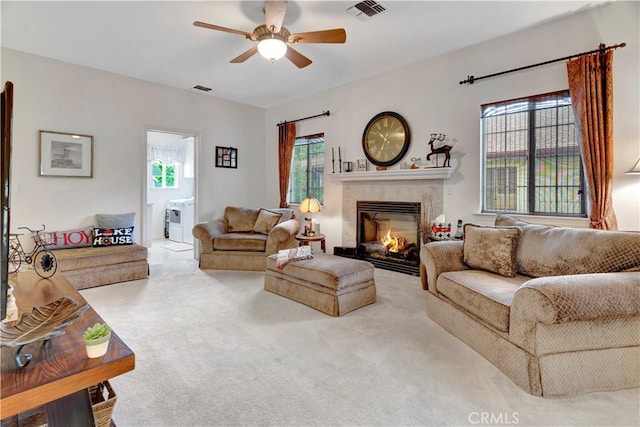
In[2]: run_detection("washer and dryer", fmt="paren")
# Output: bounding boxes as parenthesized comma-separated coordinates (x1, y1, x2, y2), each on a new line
(167, 198, 194, 244)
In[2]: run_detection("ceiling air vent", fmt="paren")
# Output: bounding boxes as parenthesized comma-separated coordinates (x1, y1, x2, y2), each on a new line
(193, 85, 212, 92)
(346, 0, 387, 21)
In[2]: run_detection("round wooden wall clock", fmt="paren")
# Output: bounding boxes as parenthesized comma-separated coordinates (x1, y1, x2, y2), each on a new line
(362, 111, 411, 167)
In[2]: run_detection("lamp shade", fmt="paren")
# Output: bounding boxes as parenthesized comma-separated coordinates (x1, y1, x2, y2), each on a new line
(299, 197, 321, 214)
(258, 38, 287, 61)
(626, 158, 640, 175)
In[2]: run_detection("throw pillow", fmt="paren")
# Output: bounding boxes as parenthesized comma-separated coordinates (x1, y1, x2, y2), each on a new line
(463, 224, 521, 277)
(275, 209, 294, 223)
(93, 226, 134, 247)
(43, 226, 94, 249)
(253, 209, 283, 234)
(224, 206, 260, 232)
(496, 214, 640, 277)
(95, 212, 135, 228)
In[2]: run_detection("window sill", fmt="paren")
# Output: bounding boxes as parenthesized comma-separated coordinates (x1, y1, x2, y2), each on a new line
(149, 187, 180, 191)
(473, 212, 590, 228)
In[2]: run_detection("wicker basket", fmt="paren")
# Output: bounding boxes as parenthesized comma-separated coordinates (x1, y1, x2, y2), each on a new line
(1, 381, 116, 427)
(88, 381, 117, 427)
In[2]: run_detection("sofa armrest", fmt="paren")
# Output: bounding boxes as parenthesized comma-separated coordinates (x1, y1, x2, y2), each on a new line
(419, 240, 468, 293)
(265, 219, 301, 255)
(192, 219, 227, 254)
(510, 272, 640, 352)
(513, 272, 640, 324)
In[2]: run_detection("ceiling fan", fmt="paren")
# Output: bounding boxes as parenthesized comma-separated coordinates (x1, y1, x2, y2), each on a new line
(194, 0, 347, 69)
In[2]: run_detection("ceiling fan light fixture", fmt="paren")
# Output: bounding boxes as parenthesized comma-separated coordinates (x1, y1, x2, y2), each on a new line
(258, 37, 287, 61)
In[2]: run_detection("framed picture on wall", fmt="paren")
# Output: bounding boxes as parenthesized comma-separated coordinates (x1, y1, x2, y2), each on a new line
(215, 146, 237, 168)
(39, 130, 93, 178)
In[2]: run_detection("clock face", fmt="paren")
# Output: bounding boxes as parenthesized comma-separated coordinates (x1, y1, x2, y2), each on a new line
(362, 112, 410, 167)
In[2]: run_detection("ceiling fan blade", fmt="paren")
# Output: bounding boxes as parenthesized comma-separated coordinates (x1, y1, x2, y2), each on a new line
(264, 0, 288, 33)
(230, 46, 259, 63)
(193, 21, 254, 40)
(285, 46, 312, 69)
(288, 28, 347, 44)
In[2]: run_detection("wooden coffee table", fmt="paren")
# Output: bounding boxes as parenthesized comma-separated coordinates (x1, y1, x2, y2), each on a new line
(1, 271, 135, 426)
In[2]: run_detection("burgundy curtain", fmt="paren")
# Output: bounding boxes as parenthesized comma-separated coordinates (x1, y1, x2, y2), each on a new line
(278, 122, 296, 208)
(567, 48, 618, 230)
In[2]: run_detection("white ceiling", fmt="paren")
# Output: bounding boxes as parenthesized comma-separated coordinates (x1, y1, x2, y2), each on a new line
(1, 1, 607, 108)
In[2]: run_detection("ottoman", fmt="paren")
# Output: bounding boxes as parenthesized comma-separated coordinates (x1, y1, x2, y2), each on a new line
(265, 253, 376, 316)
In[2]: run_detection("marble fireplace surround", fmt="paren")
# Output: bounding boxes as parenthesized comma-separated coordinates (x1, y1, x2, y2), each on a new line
(341, 180, 444, 246)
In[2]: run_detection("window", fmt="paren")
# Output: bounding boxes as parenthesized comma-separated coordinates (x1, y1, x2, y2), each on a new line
(485, 166, 517, 211)
(481, 90, 585, 217)
(288, 134, 324, 204)
(151, 161, 178, 189)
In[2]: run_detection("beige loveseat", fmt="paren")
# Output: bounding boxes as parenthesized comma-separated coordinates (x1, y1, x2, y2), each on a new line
(420, 214, 640, 397)
(192, 206, 300, 271)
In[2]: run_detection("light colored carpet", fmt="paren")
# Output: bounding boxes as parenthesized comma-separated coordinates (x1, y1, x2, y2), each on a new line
(160, 242, 193, 252)
(79, 248, 640, 427)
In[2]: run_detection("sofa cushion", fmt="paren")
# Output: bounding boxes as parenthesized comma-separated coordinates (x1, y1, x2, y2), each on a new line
(55, 244, 148, 271)
(463, 224, 521, 277)
(253, 209, 283, 234)
(266, 253, 375, 292)
(495, 215, 640, 277)
(224, 206, 260, 232)
(213, 233, 267, 252)
(272, 208, 294, 223)
(437, 270, 529, 332)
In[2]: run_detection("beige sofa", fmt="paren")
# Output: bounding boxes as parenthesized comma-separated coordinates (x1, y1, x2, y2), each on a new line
(420, 214, 640, 397)
(192, 206, 300, 271)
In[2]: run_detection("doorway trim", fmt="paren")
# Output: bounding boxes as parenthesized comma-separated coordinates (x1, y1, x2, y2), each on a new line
(142, 126, 200, 257)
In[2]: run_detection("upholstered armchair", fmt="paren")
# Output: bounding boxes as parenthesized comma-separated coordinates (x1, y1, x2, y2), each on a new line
(192, 206, 300, 271)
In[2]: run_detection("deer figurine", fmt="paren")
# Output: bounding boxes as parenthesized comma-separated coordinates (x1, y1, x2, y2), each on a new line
(426, 133, 452, 167)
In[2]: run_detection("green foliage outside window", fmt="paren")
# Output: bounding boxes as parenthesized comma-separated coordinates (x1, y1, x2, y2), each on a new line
(289, 135, 324, 204)
(481, 90, 585, 217)
(152, 161, 178, 189)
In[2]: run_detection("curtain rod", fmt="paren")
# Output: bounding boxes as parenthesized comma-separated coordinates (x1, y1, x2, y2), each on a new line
(459, 42, 626, 85)
(277, 110, 330, 126)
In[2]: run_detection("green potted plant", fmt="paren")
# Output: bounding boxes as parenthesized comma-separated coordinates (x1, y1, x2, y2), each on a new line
(83, 322, 112, 358)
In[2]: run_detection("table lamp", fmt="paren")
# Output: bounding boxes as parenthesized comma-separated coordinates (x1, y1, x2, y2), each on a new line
(299, 197, 321, 236)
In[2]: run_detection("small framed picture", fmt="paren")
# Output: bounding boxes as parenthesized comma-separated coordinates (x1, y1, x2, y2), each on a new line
(357, 158, 367, 172)
(39, 130, 93, 178)
(216, 146, 237, 168)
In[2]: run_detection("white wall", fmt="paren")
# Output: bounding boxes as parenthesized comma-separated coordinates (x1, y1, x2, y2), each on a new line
(3, 1, 638, 251)
(265, 1, 640, 252)
(2, 48, 266, 243)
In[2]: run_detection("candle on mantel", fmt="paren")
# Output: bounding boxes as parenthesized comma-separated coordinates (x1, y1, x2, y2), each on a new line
(332, 147, 335, 162)
(338, 147, 342, 163)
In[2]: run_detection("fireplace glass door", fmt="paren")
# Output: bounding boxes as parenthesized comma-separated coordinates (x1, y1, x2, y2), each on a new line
(356, 201, 421, 275)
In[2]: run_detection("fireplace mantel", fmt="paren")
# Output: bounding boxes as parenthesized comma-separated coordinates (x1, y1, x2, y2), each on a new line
(330, 168, 454, 182)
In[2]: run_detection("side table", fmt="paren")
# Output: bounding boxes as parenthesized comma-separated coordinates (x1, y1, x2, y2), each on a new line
(295, 233, 326, 253)
(1, 271, 135, 426)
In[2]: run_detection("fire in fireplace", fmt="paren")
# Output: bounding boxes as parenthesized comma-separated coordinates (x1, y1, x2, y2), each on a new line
(356, 201, 421, 276)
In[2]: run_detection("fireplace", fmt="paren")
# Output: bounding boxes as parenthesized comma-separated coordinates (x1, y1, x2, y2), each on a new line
(356, 201, 421, 276)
